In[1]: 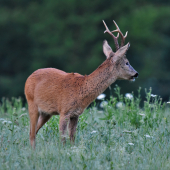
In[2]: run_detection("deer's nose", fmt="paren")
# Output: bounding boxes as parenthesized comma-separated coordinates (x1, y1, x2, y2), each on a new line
(134, 72, 139, 78)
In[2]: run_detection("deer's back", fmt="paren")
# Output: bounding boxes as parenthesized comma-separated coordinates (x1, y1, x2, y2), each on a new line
(25, 68, 85, 115)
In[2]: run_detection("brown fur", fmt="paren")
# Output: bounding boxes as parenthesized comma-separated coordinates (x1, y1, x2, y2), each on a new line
(25, 39, 138, 149)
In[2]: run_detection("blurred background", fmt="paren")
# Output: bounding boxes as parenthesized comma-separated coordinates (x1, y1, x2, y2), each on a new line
(0, 0, 170, 101)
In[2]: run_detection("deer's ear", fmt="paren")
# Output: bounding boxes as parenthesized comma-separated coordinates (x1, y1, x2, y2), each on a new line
(114, 43, 130, 60)
(103, 40, 114, 59)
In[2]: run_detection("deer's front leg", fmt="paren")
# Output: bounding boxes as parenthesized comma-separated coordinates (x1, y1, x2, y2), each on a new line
(68, 116, 79, 143)
(59, 115, 70, 144)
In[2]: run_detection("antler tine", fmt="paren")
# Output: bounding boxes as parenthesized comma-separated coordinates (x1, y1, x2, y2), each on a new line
(112, 20, 128, 47)
(102, 20, 120, 51)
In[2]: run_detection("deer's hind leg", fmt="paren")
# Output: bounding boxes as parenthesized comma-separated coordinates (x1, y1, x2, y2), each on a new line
(68, 116, 79, 143)
(36, 113, 52, 134)
(28, 102, 39, 149)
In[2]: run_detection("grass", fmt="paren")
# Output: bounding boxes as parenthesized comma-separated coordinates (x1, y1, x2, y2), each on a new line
(0, 86, 170, 170)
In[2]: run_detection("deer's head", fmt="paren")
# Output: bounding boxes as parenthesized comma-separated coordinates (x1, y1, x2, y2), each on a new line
(103, 20, 138, 81)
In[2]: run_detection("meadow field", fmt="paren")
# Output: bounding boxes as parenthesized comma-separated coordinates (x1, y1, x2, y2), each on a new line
(0, 86, 170, 170)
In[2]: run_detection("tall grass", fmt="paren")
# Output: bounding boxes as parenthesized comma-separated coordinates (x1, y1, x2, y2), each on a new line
(0, 86, 170, 170)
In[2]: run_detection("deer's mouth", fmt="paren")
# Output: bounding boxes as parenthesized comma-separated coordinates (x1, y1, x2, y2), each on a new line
(130, 72, 139, 82)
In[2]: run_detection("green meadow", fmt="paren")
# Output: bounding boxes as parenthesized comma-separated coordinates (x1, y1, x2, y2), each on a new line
(0, 86, 170, 170)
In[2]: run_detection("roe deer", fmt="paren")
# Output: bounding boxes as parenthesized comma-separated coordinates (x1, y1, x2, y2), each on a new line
(25, 20, 138, 148)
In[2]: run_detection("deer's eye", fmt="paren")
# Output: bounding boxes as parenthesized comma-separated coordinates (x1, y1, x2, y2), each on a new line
(126, 62, 129, 65)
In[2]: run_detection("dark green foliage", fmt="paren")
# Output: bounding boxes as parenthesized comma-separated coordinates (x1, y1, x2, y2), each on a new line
(0, 0, 170, 101)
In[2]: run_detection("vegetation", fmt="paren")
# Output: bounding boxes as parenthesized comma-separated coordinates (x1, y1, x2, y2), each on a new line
(0, 86, 170, 170)
(0, 0, 170, 100)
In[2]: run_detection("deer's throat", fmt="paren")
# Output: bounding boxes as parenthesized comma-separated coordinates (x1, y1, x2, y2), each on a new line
(81, 60, 117, 106)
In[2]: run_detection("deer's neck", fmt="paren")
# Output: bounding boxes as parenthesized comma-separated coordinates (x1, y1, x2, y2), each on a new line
(82, 59, 118, 106)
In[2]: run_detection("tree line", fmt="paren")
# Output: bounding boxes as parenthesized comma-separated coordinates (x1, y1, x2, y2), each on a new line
(0, 0, 170, 101)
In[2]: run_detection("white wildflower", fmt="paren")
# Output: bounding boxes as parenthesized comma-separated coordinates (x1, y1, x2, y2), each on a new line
(2, 120, 12, 124)
(97, 94, 106, 100)
(67, 152, 71, 156)
(144, 134, 152, 138)
(91, 131, 97, 134)
(151, 94, 157, 97)
(21, 107, 26, 111)
(71, 146, 80, 153)
(123, 130, 132, 133)
(0, 118, 5, 121)
(116, 102, 125, 108)
(71, 146, 85, 153)
(167, 101, 170, 104)
(100, 101, 108, 108)
(19, 113, 27, 118)
(128, 143, 134, 146)
(139, 113, 145, 116)
(71, 146, 77, 149)
(14, 125, 20, 129)
(125, 93, 133, 100)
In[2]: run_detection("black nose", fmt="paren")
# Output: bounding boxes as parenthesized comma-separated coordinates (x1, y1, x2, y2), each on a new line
(134, 72, 139, 78)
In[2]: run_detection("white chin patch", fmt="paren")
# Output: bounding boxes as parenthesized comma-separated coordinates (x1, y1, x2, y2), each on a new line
(130, 78, 135, 82)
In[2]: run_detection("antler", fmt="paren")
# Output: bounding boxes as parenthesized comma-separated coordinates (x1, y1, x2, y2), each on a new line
(112, 20, 128, 48)
(103, 20, 128, 50)
(103, 20, 120, 51)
